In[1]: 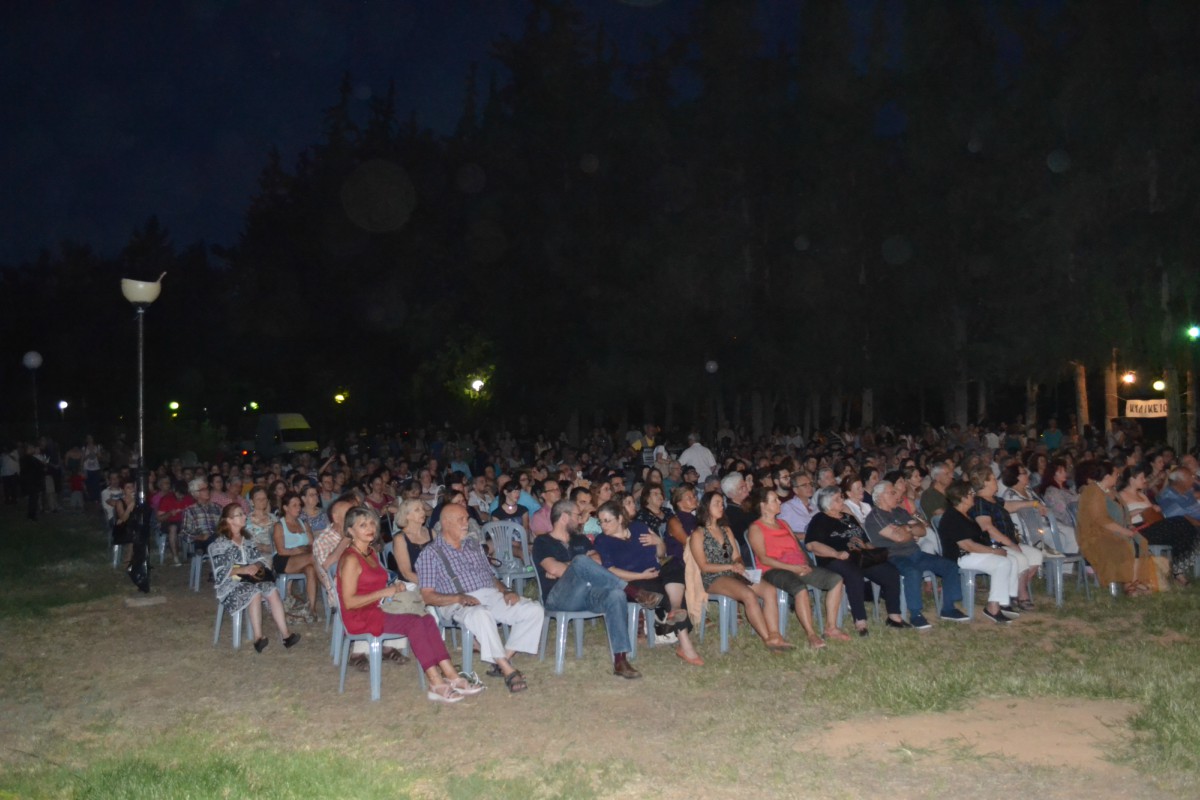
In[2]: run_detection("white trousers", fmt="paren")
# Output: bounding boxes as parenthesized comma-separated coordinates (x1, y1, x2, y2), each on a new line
(442, 587, 544, 664)
(958, 552, 1015, 604)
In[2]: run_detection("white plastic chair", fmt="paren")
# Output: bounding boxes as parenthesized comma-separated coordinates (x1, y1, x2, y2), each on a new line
(535, 573, 610, 674)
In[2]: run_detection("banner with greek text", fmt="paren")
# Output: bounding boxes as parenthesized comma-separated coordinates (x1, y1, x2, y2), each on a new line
(1125, 399, 1168, 418)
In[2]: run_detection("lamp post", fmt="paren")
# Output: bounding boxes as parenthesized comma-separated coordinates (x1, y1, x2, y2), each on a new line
(22, 351, 42, 437)
(121, 272, 165, 593)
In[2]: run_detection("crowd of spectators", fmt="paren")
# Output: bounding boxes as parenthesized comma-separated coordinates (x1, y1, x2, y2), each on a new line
(8, 415, 1200, 700)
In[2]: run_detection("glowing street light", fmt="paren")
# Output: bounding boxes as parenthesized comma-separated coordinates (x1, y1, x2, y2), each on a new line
(1153, 379, 1166, 391)
(1188, 325, 1200, 341)
(334, 393, 347, 404)
(470, 379, 485, 392)
(1121, 371, 1136, 385)
(168, 401, 180, 411)
(248, 401, 259, 411)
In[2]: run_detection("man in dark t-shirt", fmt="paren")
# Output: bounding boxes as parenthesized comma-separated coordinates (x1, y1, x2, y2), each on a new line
(531, 500, 661, 679)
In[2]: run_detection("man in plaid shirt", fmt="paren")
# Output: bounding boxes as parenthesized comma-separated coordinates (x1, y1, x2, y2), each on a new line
(181, 478, 222, 553)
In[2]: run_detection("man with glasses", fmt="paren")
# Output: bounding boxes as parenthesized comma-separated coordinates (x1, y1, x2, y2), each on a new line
(532, 500, 662, 679)
(780, 473, 817, 535)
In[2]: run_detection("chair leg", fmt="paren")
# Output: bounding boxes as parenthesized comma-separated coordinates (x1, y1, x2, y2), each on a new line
(574, 617, 586, 659)
(539, 618, 551, 661)
(962, 573, 976, 620)
(697, 604, 707, 643)
(776, 591, 789, 638)
(461, 629, 473, 675)
(213, 604, 223, 646)
(331, 616, 343, 665)
(719, 600, 730, 654)
(230, 608, 242, 650)
(555, 616, 569, 675)
(338, 638, 351, 693)
(368, 638, 383, 701)
(626, 605, 639, 660)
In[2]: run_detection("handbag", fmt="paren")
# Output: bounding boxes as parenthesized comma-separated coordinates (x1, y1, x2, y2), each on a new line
(380, 582, 427, 616)
(1134, 506, 1164, 530)
(846, 547, 889, 570)
(234, 563, 277, 584)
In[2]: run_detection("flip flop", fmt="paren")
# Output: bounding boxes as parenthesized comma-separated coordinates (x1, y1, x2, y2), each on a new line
(675, 648, 704, 666)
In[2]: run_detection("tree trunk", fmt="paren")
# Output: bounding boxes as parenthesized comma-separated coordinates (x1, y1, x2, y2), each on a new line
(1105, 349, 1119, 435)
(830, 394, 842, 432)
(975, 380, 987, 423)
(861, 387, 874, 428)
(1025, 378, 1039, 430)
(952, 304, 969, 428)
(750, 390, 764, 441)
(566, 409, 580, 447)
(764, 392, 778, 438)
(1188, 369, 1198, 452)
(1162, 270, 1185, 452)
(663, 392, 674, 437)
(1073, 362, 1090, 436)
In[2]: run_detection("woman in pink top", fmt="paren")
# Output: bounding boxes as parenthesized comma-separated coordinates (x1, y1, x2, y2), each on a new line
(747, 488, 849, 647)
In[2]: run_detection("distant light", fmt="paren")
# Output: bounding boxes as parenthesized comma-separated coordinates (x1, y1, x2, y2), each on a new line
(705, 360, 719, 374)
(470, 379, 485, 392)
(1121, 372, 1136, 385)
(23, 351, 43, 370)
(334, 393, 346, 404)
(248, 401, 259, 410)
(1153, 380, 1166, 391)
(1187, 325, 1200, 341)
(168, 401, 180, 410)
(170, 412, 178, 419)
(58, 400, 69, 411)
(1047, 149, 1072, 173)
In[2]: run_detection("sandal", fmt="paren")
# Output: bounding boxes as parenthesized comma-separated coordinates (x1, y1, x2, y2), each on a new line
(348, 654, 369, 673)
(807, 634, 827, 650)
(504, 669, 528, 693)
(383, 647, 410, 664)
(485, 662, 504, 678)
(824, 628, 852, 642)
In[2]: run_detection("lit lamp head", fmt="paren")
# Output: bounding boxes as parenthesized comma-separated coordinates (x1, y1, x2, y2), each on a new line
(1121, 371, 1136, 385)
(470, 379, 485, 392)
(58, 400, 68, 411)
(1153, 380, 1166, 392)
(22, 351, 43, 370)
(120, 272, 166, 307)
(1188, 325, 1200, 341)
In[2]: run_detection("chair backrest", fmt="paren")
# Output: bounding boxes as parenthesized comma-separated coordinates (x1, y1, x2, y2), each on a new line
(1066, 501, 1079, 527)
(1013, 507, 1046, 546)
(481, 520, 529, 568)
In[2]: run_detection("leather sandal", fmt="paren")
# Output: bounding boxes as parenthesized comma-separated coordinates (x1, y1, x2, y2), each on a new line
(504, 669, 528, 693)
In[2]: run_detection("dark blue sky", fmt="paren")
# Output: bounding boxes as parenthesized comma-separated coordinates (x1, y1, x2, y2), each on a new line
(0, 0, 868, 266)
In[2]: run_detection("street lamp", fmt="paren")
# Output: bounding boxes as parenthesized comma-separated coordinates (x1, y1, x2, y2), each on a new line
(58, 400, 68, 420)
(470, 379, 485, 392)
(1121, 371, 1136, 385)
(22, 351, 42, 437)
(1188, 325, 1200, 341)
(1153, 379, 1166, 392)
(121, 272, 165, 593)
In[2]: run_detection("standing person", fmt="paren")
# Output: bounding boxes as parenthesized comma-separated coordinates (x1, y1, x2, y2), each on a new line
(40, 437, 61, 513)
(417, 504, 545, 693)
(82, 435, 104, 505)
(678, 432, 718, 483)
(208, 504, 300, 653)
(19, 444, 44, 521)
(2, 443, 21, 506)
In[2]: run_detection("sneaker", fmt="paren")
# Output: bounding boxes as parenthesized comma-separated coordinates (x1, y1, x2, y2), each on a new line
(885, 618, 914, 630)
(427, 685, 464, 703)
(939, 609, 970, 622)
(656, 631, 679, 645)
(451, 672, 486, 696)
(998, 605, 1021, 620)
(908, 613, 933, 630)
(982, 608, 1011, 624)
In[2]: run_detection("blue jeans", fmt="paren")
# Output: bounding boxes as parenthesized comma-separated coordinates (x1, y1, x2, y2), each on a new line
(544, 555, 632, 655)
(890, 551, 963, 614)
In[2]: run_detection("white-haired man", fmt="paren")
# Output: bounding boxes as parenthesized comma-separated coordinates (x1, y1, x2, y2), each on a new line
(678, 432, 717, 482)
(180, 477, 222, 554)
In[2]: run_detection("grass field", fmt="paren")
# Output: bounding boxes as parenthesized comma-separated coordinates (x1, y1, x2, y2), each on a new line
(0, 507, 1197, 799)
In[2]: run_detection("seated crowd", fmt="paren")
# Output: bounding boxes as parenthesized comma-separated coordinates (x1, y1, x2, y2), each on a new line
(77, 419, 1200, 702)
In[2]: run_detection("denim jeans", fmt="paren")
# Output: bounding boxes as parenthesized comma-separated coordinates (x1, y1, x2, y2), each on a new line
(544, 555, 632, 655)
(890, 551, 963, 614)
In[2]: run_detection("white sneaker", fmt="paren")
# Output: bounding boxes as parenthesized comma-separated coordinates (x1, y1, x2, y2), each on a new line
(428, 685, 464, 703)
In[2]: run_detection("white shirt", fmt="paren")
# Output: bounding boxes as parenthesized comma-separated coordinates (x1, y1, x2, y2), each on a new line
(678, 442, 717, 482)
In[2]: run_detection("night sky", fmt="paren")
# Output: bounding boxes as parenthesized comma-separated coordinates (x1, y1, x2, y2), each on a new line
(0, 0, 824, 266)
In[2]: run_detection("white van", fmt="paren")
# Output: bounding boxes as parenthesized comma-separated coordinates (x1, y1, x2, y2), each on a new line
(255, 413, 318, 458)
